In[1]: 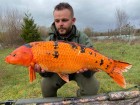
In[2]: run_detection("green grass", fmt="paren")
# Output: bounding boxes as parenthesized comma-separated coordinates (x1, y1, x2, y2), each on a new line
(0, 42, 140, 101)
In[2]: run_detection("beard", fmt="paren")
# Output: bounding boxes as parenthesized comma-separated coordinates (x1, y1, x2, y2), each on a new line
(58, 27, 71, 35)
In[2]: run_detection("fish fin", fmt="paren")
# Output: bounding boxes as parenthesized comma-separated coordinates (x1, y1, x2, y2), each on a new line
(108, 60, 132, 88)
(29, 66, 36, 83)
(58, 73, 69, 82)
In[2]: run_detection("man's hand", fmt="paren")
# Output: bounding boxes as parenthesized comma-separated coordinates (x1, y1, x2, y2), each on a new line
(76, 68, 88, 73)
(34, 64, 45, 73)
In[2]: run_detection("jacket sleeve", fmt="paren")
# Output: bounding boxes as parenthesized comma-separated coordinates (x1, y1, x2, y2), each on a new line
(39, 72, 54, 77)
(78, 32, 93, 48)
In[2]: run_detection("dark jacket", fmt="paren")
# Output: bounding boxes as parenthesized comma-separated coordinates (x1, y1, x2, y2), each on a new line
(40, 23, 95, 79)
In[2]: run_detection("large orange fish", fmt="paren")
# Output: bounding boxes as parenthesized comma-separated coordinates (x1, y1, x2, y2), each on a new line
(5, 41, 132, 88)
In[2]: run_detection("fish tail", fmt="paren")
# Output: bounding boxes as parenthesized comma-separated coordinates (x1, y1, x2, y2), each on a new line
(108, 60, 132, 88)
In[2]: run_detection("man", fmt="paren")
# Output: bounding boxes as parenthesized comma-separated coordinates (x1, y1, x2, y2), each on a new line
(35, 2, 99, 97)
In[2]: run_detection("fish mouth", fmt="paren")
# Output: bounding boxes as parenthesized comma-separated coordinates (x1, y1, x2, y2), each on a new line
(5, 56, 17, 65)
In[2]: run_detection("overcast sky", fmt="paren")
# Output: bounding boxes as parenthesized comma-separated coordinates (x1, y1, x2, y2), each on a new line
(0, 0, 140, 32)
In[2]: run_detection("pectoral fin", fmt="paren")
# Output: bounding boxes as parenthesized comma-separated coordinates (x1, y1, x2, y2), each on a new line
(58, 73, 69, 82)
(29, 66, 36, 83)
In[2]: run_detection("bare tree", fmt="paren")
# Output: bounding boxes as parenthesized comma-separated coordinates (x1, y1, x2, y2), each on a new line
(116, 8, 128, 35)
(0, 8, 24, 46)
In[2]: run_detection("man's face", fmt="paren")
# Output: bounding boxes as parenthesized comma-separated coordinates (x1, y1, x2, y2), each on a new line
(53, 9, 76, 35)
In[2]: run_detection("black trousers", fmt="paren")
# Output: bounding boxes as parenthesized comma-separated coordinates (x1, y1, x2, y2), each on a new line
(40, 72, 99, 97)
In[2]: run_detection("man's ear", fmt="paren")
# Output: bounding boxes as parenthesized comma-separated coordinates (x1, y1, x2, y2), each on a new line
(72, 17, 76, 24)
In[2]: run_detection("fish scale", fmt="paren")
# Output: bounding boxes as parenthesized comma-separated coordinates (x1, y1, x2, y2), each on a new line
(5, 41, 132, 88)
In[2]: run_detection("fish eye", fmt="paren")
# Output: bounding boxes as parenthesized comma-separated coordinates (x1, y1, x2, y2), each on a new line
(12, 54, 16, 57)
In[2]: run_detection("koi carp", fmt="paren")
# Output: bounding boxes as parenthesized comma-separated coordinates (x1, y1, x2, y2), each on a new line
(5, 41, 132, 88)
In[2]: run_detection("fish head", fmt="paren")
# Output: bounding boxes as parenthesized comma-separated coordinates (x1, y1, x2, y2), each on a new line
(5, 45, 33, 66)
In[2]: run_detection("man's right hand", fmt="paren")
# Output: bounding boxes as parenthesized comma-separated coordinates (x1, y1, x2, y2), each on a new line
(34, 64, 45, 73)
(34, 64, 54, 77)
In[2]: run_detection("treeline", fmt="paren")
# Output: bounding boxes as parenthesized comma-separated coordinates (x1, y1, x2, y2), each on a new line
(83, 27, 140, 37)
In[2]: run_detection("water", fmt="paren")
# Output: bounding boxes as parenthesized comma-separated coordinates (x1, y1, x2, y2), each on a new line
(91, 35, 140, 41)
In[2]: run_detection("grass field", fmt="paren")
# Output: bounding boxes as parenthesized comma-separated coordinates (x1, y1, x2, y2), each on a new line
(0, 41, 140, 101)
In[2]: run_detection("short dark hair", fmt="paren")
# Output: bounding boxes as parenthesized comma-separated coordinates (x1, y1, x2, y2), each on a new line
(54, 2, 74, 17)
